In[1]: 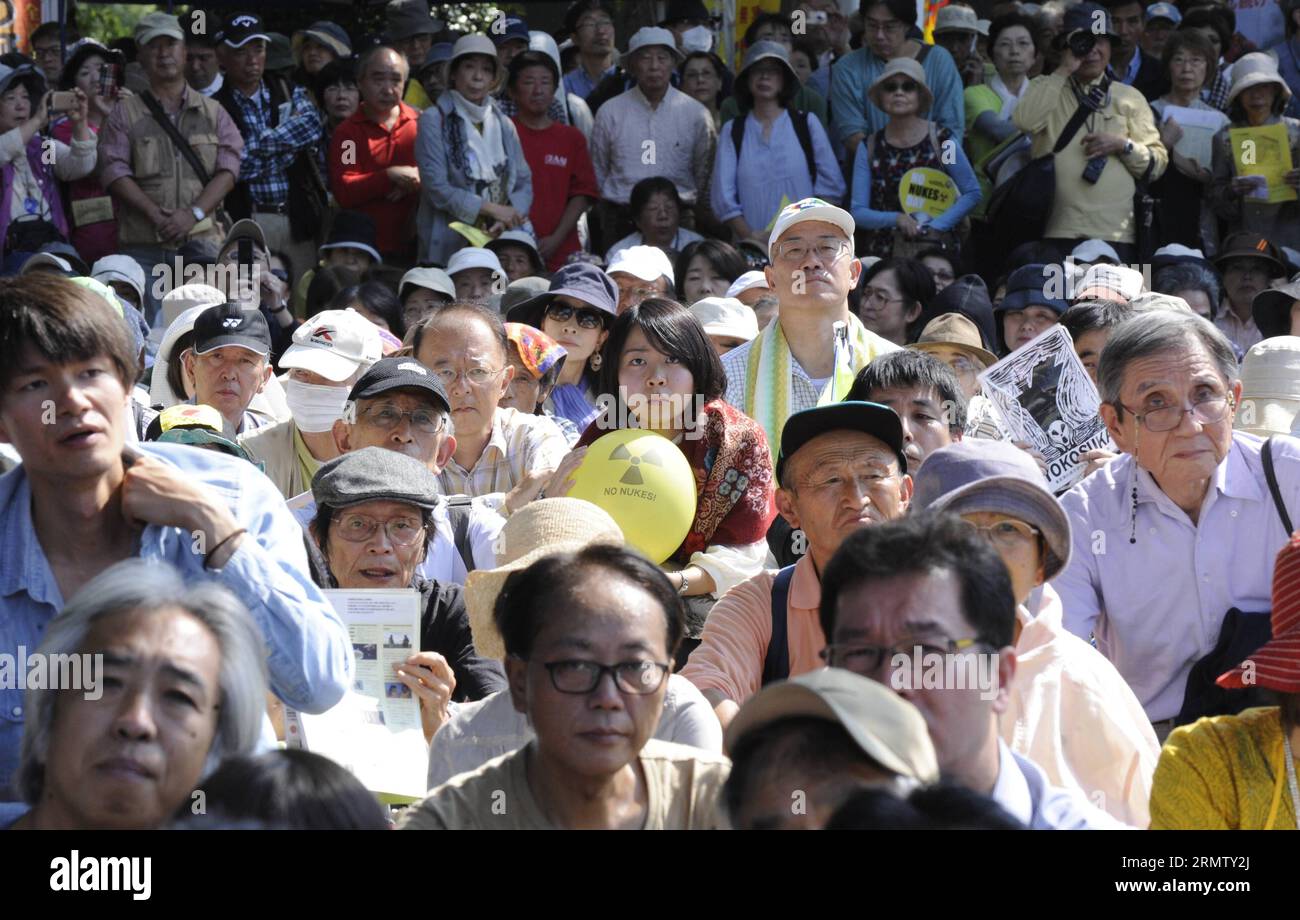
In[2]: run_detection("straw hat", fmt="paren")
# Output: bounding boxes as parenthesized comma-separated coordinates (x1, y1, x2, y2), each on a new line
(909, 312, 998, 368)
(868, 57, 932, 115)
(464, 499, 625, 659)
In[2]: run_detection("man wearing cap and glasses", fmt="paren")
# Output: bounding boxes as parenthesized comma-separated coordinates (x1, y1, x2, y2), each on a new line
(819, 513, 1126, 828)
(1142, 2, 1182, 61)
(286, 357, 506, 587)
(214, 12, 324, 282)
(682, 401, 912, 729)
(179, 301, 276, 439)
(238, 309, 383, 498)
(98, 12, 244, 327)
(588, 26, 716, 256)
(720, 198, 898, 462)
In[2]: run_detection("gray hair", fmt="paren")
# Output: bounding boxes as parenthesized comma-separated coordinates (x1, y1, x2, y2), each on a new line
(1096, 310, 1239, 407)
(17, 560, 268, 804)
(1153, 263, 1223, 320)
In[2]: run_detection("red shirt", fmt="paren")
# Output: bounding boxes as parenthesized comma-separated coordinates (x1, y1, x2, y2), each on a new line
(512, 119, 598, 271)
(330, 102, 420, 258)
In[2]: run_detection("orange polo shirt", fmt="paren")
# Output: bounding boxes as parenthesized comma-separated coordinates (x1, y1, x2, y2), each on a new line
(681, 553, 826, 705)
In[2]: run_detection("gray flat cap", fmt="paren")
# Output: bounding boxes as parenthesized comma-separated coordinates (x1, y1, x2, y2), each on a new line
(311, 446, 441, 511)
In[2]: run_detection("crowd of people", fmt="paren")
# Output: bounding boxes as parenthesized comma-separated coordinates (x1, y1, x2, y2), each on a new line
(1, 0, 1300, 832)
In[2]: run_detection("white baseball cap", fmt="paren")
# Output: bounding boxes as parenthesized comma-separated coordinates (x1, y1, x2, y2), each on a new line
(1076, 264, 1146, 302)
(767, 197, 855, 258)
(446, 247, 506, 287)
(626, 26, 683, 62)
(92, 255, 147, 303)
(606, 244, 675, 284)
(279, 308, 384, 382)
(725, 270, 771, 299)
(399, 266, 456, 301)
(1070, 239, 1121, 265)
(691, 297, 760, 342)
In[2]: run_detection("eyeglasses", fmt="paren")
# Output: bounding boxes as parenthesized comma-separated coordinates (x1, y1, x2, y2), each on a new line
(577, 17, 615, 32)
(957, 518, 1041, 551)
(333, 512, 426, 546)
(821, 636, 985, 674)
(360, 404, 447, 433)
(545, 303, 606, 330)
(540, 659, 670, 695)
(433, 366, 504, 387)
(1118, 393, 1233, 433)
(773, 237, 851, 264)
(861, 287, 905, 306)
(881, 79, 918, 93)
(864, 18, 906, 35)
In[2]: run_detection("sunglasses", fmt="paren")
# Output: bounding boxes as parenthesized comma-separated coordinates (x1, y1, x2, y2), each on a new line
(545, 303, 606, 330)
(882, 79, 919, 93)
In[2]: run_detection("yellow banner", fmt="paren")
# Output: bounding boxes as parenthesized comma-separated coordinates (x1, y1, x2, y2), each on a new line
(1229, 123, 1298, 205)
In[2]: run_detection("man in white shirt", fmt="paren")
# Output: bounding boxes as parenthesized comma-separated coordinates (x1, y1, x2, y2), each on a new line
(818, 512, 1126, 828)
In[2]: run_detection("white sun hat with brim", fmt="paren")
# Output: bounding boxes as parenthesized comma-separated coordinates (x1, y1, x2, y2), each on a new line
(1226, 52, 1292, 109)
(725, 270, 770, 299)
(691, 297, 760, 342)
(446, 247, 507, 288)
(1237, 337, 1300, 437)
(399, 266, 456, 301)
(606, 244, 676, 284)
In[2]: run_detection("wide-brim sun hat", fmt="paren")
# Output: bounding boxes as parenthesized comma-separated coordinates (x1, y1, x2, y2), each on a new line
(464, 499, 625, 659)
(910, 439, 1072, 581)
(1235, 336, 1300, 437)
(868, 57, 933, 116)
(738, 40, 800, 88)
(1226, 52, 1292, 110)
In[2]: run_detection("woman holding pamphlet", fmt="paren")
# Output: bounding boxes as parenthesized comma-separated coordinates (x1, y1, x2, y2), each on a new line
(1149, 31, 1229, 250)
(1210, 53, 1300, 251)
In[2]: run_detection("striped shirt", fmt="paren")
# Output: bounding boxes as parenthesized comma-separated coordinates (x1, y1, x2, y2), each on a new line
(437, 407, 569, 506)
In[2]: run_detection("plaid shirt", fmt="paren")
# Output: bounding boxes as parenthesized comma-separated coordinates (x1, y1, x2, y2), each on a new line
(231, 83, 323, 207)
(437, 407, 569, 507)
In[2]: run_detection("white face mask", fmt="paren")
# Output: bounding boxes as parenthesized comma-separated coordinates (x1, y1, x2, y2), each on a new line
(682, 25, 714, 53)
(285, 378, 350, 433)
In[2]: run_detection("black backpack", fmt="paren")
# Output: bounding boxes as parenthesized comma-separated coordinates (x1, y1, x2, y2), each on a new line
(731, 109, 817, 183)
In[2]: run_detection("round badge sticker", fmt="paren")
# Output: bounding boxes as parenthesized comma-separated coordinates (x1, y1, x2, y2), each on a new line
(898, 167, 958, 218)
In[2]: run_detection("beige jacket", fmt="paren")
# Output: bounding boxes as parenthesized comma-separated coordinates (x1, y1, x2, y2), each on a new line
(1002, 583, 1160, 828)
(1014, 73, 1167, 242)
(238, 419, 308, 499)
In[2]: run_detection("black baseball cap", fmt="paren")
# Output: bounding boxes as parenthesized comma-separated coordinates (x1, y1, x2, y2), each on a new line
(347, 357, 450, 412)
(220, 12, 270, 48)
(777, 401, 908, 482)
(192, 302, 272, 356)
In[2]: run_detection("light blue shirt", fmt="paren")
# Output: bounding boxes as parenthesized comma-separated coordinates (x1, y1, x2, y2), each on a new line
(0, 442, 353, 798)
(848, 126, 981, 232)
(830, 44, 966, 145)
(993, 741, 1128, 829)
(1054, 432, 1300, 722)
(1268, 37, 1300, 120)
(710, 110, 847, 232)
(563, 64, 617, 101)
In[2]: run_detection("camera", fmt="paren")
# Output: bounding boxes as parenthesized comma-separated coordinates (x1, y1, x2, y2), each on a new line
(1082, 154, 1108, 184)
(1067, 29, 1096, 58)
(48, 91, 77, 113)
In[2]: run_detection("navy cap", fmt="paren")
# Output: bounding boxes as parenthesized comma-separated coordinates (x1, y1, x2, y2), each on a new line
(347, 357, 450, 412)
(192, 302, 272, 356)
(1062, 2, 1118, 41)
(491, 15, 530, 45)
(506, 262, 618, 327)
(995, 263, 1070, 317)
(777, 402, 908, 482)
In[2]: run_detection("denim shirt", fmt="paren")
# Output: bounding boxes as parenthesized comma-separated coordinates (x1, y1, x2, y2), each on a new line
(0, 442, 353, 799)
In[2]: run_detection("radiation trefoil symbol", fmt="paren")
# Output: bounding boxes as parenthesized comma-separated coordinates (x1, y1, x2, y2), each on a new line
(610, 442, 666, 486)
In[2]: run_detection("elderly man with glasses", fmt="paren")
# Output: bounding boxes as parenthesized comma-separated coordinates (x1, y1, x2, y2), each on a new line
(1055, 310, 1300, 743)
(286, 356, 506, 587)
(410, 301, 570, 513)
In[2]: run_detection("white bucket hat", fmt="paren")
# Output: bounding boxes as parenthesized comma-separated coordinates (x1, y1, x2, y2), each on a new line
(690, 297, 760, 342)
(1239, 337, 1300, 437)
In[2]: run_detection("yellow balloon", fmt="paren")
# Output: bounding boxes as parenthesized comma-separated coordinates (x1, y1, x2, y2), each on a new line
(567, 429, 698, 564)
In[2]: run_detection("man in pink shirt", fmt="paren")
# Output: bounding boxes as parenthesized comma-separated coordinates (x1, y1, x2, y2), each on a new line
(681, 400, 913, 729)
